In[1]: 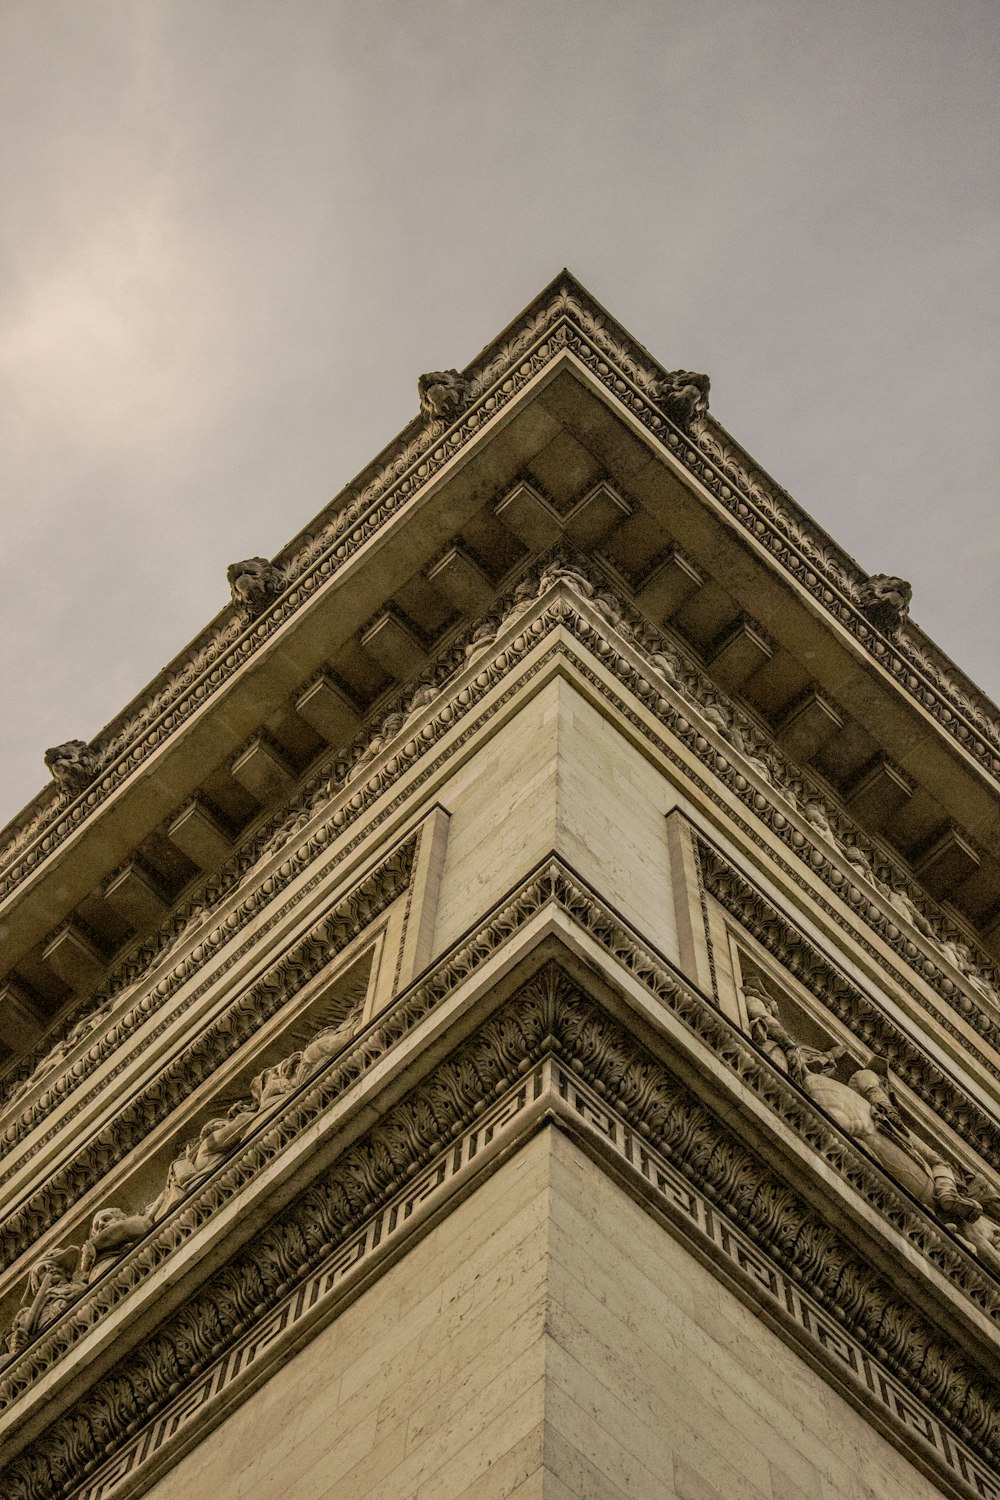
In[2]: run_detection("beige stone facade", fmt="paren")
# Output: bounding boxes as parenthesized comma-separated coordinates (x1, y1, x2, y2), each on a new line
(0, 275, 998, 1498)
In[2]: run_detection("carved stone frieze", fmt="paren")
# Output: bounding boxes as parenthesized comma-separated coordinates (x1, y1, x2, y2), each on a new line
(696, 839, 1000, 1164)
(4, 862, 1000, 1418)
(4, 277, 1000, 904)
(0, 838, 418, 1276)
(739, 974, 1000, 1258)
(1, 968, 998, 1500)
(5, 558, 999, 1169)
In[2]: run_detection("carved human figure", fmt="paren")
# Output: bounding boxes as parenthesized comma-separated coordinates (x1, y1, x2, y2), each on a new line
(804, 1062, 980, 1226)
(251, 1053, 302, 1109)
(350, 710, 407, 778)
(537, 561, 594, 598)
(145, 1138, 206, 1222)
(742, 977, 843, 1082)
(43, 740, 97, 794)
(656, 369, 710, 427)
(402, 681, 439, 725)
(6, 1249, 87, 1356)
(934, 937, 998, 1003)
(189, 1102, 261, 1172)
(417, 369, 470, 421)
(298, 1016, 357, 1079)
(958, 1175, 1000, 1272)
(857, 574, 912, 634)
(227, 557, 282, 614)
(802, 800, 834, 838)
(78, 1207, 153, 1283)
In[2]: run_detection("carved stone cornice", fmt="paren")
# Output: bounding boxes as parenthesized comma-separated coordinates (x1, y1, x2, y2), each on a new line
(4, 864, 1000, 1421)
(5, 563, 1000, 1157)
(4, 275, 1000, 909)
(1, 967, 998, 1500)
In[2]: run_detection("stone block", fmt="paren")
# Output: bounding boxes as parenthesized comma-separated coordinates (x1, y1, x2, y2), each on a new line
(296, 673, 362, 745)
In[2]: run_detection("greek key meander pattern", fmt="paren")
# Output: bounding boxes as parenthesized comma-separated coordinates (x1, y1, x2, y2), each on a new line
(4, 966, 999, 1497)
(73, 1061, 1000, 1500)
(4, 279, 999, 896)
(4, 845, 1000, 1404)
(6, 571, 999, 1167)
(4, 888, 1000, 1475)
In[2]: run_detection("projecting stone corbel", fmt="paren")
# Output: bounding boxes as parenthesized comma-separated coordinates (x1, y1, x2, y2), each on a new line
(103, 860, 170, 930)
(915, 822, 981, 900)
(425, 546, 493, 616)
(707, 616, 773, 690)
(494, 480, 563, 551)
(295, 673, 362, 745)
(563, 481, 631, 550)
(634, 547, 704, 623)
(230, 735, 296, 804)
(42, 920, 105, 993)
(776, 687, 844, 764)
(360, 609, 427, 680)
(844, 756, 914, 833)
(0, 978, 47, 1051)
(167, 797, 232, 870)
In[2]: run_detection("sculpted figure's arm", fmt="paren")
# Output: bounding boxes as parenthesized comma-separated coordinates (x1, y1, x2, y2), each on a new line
(78, 1208, 154, 1282)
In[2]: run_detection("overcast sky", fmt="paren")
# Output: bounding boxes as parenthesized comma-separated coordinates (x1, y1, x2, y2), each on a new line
(1, 1, 997, 830)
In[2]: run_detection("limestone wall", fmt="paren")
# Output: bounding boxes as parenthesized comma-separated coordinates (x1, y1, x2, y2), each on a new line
(143, 1127, 942, 1500)
(430, 674, 680, 964)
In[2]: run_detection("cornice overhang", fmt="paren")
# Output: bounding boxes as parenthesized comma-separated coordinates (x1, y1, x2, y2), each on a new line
(5, 572, 1000, 1195)
(4, 273, 1000, 1022)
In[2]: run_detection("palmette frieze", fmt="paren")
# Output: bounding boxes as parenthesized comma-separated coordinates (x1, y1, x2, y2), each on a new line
(4, 867, 1000, 1418)
(4, 560, 1000, 1180)
(2, 969, 999, 1500)
(4, 278, 1000, 902)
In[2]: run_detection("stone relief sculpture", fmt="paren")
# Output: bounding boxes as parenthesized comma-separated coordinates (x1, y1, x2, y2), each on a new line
(655, 368, 710, 427)
(857, 573, 912, 634)
(78, 1209, 153, 1283)
(741, 974, 1000, 1255)
(417, 369, 470, 421)
(43, 740, 97, 794)
(6, 1250, 87, 1356)
(227, 556, 283, 615)
(2, 996, 364, 1358)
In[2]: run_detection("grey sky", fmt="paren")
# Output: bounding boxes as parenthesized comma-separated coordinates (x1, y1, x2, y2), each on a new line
(1, 1, 997, 830)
